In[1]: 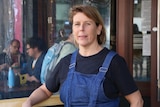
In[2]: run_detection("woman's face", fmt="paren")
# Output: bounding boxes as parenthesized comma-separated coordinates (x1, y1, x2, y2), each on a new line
(72, 12, 101, 47)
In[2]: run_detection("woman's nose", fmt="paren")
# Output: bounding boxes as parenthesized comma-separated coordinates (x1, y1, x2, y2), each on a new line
(79, 24, 85, 31)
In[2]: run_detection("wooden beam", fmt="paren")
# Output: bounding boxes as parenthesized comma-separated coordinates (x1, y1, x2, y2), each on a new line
(116, 0, 133, 73)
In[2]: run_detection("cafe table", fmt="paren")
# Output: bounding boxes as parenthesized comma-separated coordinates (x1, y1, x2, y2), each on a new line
(0, 80, 63, 107)
(0, 80, 41, 99)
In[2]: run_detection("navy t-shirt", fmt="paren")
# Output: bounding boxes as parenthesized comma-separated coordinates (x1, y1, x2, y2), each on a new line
(46, 47, 138, 99)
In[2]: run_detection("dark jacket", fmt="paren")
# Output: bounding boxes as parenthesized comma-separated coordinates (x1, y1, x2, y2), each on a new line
(0, 52, 26, 69)
(21, 51, 46, 82)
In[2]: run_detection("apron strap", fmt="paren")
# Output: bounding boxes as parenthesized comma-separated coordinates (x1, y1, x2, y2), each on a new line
(101, 50, 117, 72)
(69, 50, 78, 72)
(89, 50, 117, 107)
(66, 50, 78, 107)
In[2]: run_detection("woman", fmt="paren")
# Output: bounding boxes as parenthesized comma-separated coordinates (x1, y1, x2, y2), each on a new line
(22, 5, 143, 107)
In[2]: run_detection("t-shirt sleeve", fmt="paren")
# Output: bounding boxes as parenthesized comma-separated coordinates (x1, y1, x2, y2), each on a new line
(45, 61, 60, 92)
(104, 55, 138, 98)
(45, 55, 71, 93)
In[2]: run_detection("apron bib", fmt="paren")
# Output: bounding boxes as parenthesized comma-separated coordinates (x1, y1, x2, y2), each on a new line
(60, 50, 119, 107)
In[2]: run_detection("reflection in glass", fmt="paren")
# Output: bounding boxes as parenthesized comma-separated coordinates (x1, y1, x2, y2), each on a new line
(133, 0, 151, 81)
(133, 24, 143, 80)
(0, 0, 113, 100)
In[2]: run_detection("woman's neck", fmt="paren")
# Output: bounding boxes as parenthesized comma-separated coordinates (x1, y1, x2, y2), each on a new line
(79, 44, 103, 56)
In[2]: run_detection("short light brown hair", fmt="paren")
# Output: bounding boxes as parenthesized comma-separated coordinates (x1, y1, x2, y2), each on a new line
(69, 5, 106, 45)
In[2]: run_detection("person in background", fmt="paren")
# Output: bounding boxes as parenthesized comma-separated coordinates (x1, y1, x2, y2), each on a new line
(0, 39, 26, 72)
(41, 29, 77, 84)
(133, 24, 143, 79)
(56, 33, 76, 64)
(56, 23, 77, 65)
(21, 37, 47, 83)
(22, 5, 143, 107)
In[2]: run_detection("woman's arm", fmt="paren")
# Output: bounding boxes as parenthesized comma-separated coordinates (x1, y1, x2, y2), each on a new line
(125, 90, 144, 107)
(22, 84, 52, 107)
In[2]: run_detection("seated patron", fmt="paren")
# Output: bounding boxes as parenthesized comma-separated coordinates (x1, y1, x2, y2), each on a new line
(0, 39, 26, 72)
(21, 37, 47, 83)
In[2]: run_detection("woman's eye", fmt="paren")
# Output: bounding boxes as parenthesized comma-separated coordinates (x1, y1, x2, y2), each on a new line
(86, 23, 91, 25)
(84, 22, 91, 26)
(74, 23, 80, 26)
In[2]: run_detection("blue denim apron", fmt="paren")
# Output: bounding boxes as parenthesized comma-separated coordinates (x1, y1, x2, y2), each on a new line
(60, 50, 119, 107)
